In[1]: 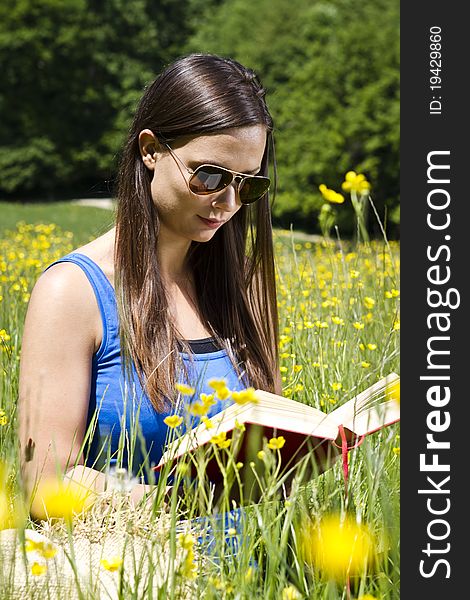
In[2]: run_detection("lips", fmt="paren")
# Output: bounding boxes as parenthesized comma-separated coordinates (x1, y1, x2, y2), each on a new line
(197, 216, 226, 229)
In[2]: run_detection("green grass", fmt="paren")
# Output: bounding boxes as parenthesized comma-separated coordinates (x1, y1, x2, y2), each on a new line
(0, 204, 400, 599)
(0, 201, 115, 246)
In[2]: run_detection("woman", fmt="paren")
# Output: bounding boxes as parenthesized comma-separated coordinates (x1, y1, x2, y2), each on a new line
(18, 54, 281, 514)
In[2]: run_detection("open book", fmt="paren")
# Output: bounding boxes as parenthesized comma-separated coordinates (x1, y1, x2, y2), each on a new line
(155, 373, 400, 483)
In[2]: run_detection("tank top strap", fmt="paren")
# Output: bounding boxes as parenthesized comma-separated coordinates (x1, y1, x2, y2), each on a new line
(43, 252, 118, 360)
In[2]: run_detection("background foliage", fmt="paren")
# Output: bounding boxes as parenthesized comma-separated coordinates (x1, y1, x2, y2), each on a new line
(0, 0, 399, 236)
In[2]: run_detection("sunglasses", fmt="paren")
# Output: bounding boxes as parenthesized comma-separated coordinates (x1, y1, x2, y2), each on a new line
(160, 140, 270, 204)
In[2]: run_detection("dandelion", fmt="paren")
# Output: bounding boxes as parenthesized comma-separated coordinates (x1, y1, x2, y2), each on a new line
(175, 383, 195, 396)
(164, 415, 183, 428)
(232, 387, 259, 405)
(267, 436, 286, 450)
(300, 514, 374, 580)
(100, 556, 123, 572)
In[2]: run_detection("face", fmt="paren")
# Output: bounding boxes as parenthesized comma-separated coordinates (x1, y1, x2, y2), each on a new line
(139, 125, 267, 244)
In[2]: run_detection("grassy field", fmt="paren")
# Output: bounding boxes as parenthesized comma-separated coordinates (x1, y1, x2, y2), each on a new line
(0, 202, 400, 599)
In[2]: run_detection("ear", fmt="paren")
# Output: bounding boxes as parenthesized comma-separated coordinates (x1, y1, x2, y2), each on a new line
(138, 129, 161, 171)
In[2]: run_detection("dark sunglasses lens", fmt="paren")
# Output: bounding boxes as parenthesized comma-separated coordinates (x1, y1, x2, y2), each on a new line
(189, 166, 232, 194)
(239, 177, 271, 203)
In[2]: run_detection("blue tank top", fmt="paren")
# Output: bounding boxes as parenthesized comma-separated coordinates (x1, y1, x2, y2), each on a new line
(43, 253, 249, 482)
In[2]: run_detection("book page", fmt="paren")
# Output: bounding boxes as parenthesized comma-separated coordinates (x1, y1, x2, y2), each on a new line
(327, 373, 400, 435)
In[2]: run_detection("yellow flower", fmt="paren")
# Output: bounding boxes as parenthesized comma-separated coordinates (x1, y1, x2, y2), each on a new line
(331, 316, 344, 326)
(257, 450, 266, 460)
(300, 514, 374, 580)
(25, 538, 58, 559)
(244, 566, 255, 583)
(267, 436, 286, 450)
(385, 380, 400, 404)
(331, 382, 342, 391)
(210, 431, 231, 449)
(236, 462, 244, 469)
(319, 184, 345, 204)
(341, 171, 371, 195)
(215, 386, 232, 400)
(178, 533, 197, 579)
(282, 585, 302, 600)
(164, 415, 183, 429)
(32, 478, 94, 521)
(293, 364, 303, 373)
(393, 447, 400, 455)
(101, 556, 123, 572)
(188, 401, 209, 416)
(208, 378, 228, 392)
(364, 297, 375, 309)
(201, 416, 214, 429)
(353, 321, 365, 330)
(175, 383, 195, 396)
(393, 319, 400, 331)
(31, 562, 47, 576)
(200, 393, 216, 407)
(385, 288, 400, 298)
(227, 527, 237, 536)
(358, 596, 379, 600)
(367, 343, 377, 350)
(234, 419, 246, 432)
(361, 361, 371, 368)
(178, 532, 195, 550)
(0, 490, 23, 530)
(232, 387, 259, 405)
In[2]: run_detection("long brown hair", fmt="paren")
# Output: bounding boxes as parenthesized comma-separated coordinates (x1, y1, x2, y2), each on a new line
(115, 53, 279, 411)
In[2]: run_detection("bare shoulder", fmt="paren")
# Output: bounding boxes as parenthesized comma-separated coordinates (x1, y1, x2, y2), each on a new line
(72, 226, 116, 287)
(26, 226, 116, 351)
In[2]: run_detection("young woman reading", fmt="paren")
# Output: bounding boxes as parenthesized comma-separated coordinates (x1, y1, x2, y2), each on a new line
(18, 53, 281, 516)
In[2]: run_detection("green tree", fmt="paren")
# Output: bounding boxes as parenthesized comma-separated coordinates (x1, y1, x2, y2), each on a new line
(0, 0, 192, 196)
(186, 0, 399, 236)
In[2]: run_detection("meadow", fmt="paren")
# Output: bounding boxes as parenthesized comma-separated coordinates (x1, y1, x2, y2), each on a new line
(0, 202, 400, 599)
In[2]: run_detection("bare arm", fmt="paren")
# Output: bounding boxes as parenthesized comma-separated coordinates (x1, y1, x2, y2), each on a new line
(18, 263, 153, 516)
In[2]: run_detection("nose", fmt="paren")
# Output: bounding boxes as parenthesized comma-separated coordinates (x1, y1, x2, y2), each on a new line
(211, 180, 242, 211)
